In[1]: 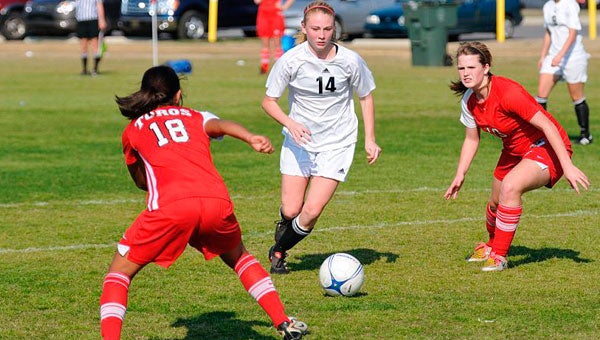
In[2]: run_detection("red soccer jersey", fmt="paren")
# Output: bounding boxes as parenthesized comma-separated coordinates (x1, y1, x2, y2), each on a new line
(461, 76, 571, 156)
(122, 106, 230, 211)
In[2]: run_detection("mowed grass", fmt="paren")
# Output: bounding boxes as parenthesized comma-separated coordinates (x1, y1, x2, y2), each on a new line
(0, 37, 598, 339)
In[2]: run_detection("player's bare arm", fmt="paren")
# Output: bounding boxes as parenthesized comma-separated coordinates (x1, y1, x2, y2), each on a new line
(205, 118, 274, 154)
(127, 156, 147, 191)
(529, 112, 590, 193)
(445, 127, 480, 200)
(262, 95, 311, 145)
(359, 93, 381, 164)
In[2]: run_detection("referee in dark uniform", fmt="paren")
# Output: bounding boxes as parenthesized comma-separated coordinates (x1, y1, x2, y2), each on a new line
(76, 0, 106, 76)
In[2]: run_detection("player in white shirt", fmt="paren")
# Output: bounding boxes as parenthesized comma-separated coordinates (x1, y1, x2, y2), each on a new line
(260, 1, 382, 274)
(536, 0, 592, 145)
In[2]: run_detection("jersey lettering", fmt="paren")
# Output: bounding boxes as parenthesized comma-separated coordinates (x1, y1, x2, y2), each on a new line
(316, 76, 336, 94)
(484, 127, 508, 138)
(148, 119, 190, 147)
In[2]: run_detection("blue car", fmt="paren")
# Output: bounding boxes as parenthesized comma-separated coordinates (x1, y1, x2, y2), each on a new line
(365, 0, 523, 39)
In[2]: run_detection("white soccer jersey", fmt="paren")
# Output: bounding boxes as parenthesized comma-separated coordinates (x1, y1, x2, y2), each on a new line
(543, 0, 586, 58)
(265, 41, 376, 152)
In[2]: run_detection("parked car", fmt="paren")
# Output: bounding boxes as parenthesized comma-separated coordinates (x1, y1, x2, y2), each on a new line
(284, 0, 397, 40)
(0, 0, 27, 39)
(364, 0, 523, 40)
(118, 0, 257, 40)
(24, 0, 120, 37)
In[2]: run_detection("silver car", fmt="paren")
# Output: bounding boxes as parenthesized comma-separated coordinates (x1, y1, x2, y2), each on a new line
(284, 0, 396, 40)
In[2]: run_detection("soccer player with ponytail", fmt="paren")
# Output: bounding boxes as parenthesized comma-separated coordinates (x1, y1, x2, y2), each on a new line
(445, 41, 589, 271)
(100, 65, 307, 339)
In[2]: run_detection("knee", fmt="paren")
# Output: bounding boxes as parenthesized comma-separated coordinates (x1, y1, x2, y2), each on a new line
(498, 181, 522, 204)
(281, 204, 301, 220)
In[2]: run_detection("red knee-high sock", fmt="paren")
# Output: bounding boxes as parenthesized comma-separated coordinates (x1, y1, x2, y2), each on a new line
(100, 272, 131, 340)
(235, 253, 288, 327)
(485, 202, 497, 247)
(260, 48, 270, 71)
(493, 204, 522, 257)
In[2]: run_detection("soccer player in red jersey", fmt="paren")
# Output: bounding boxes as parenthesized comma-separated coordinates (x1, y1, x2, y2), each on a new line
(254, 0, 295, 74)
(444, 41, 589, 271)
(99, 66, 307, 340)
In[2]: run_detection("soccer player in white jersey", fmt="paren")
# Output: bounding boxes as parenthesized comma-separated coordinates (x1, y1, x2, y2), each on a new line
(536, 0, 592, 145)
(260, 1, 382, 274)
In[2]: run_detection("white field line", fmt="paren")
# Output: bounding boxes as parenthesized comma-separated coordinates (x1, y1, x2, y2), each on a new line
(0, 209, 597, 255)
(0, 187, 596, 209)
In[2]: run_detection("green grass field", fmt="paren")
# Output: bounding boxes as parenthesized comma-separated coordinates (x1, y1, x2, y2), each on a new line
(1, 37, 599, 339)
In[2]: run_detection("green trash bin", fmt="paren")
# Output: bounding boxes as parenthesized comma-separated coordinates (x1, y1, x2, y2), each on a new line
(403, 0, 458, 66)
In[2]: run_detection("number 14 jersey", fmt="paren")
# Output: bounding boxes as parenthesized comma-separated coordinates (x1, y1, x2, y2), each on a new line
(265, 41, 376, 152)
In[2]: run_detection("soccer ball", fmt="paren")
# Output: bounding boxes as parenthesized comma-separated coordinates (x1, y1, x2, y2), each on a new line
(319, 253, 365, 297)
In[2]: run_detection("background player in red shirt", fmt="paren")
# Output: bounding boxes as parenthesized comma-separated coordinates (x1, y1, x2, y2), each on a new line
(254, 0, 295, 74)
(99, 66, 308, 340)
(444, 41, 589, 271)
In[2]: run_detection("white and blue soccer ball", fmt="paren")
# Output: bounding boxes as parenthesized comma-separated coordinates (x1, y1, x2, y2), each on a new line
(319, 253, 365, 297)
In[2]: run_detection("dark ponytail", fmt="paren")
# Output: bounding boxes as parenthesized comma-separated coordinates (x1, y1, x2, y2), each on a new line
(116, 66, 182, 120)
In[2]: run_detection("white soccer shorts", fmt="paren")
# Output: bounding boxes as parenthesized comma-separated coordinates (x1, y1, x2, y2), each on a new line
(540, 53, 589, 84)
(280, 137, 356, 182)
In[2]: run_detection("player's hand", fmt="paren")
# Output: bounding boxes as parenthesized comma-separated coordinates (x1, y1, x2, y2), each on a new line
(563, 165, 590, 194)
(444, 175, 465, 200)
(551, 55, 562, 67)
(286, 121, 311, 145)
(249, 135, 274, 154)
(365, 141, 381, 164)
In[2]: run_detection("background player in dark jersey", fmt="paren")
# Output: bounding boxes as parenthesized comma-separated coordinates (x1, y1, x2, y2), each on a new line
(445, 41, 589, 272)
(99, 66, 308, 340)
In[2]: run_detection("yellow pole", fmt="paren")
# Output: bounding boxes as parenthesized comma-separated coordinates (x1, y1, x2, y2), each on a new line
(588, 0, 596, 40)
(208, 0, 218, 42)
(496, 0, 505, 42)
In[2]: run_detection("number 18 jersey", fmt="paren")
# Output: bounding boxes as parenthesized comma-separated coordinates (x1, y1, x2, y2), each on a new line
(122, 106, 230, 211)
(265, 41, 376, 152)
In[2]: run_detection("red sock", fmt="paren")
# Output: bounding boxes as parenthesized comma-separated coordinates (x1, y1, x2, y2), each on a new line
(485, 202, 497, 247)
(100, 272, 131, 340)
(493, 204, 522, 257)
(260, 48, 270, 72)
(235, 253, 288, 327)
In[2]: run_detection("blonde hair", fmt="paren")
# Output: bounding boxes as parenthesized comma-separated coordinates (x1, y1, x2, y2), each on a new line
(297, 1, 336, 43)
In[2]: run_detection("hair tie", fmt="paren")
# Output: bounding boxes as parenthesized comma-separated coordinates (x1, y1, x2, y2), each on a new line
(304, 5, 335, 15)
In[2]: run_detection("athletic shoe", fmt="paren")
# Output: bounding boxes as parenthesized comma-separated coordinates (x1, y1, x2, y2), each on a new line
(260, 64, 269, 75)
(277, 317, 308, 340)
(269, 246, 289, 274)
(466, 242, 492, 262)
(577, 134, 593, 145)
(481, 252, 508, 272)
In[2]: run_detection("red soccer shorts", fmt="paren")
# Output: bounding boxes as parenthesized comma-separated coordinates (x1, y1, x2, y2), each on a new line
(256, 10, 284, 38)
(493, 141, 572, 188)
(118, 197, 241, 268)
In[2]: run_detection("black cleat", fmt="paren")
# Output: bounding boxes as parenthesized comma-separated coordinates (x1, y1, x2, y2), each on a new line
(277, 317, 308, 340)
(269, 246, 289, 274)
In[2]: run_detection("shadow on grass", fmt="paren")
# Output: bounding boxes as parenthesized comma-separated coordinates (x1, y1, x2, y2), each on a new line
(290, 247, 399, 272)
(164, 311, 275, 340)
(509, 245, 592, 268)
